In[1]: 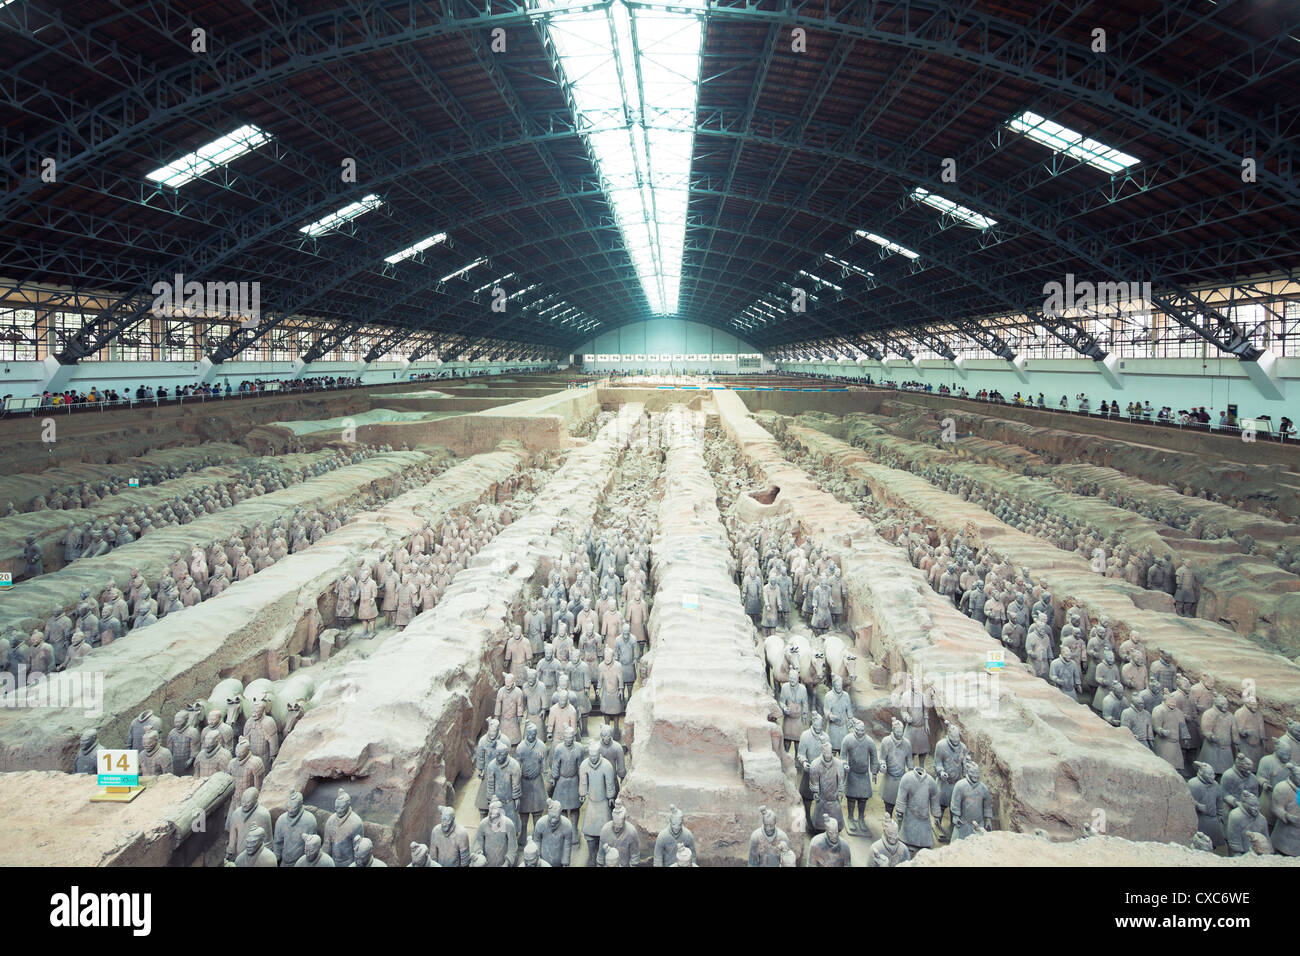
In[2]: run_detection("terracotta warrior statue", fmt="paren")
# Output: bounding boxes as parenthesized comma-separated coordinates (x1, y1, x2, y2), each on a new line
(596, 801, 639, 867)
(322, 789, 364, 866)
(747, 806, 791, 867)
(273, 789, 318, 865)
(578, 739, 617, 865)
(653, 804, 695, 867)
(868, 816, 910, 867)
(533, 798, 575, 867)
(808, 816, 852, 867)
(429, 805, 471, 867)
(227, 786, 272, 862)
(294, 833, 335, 867)
(473, 798, 518, 867)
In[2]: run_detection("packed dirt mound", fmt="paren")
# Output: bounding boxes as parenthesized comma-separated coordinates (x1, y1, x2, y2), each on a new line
(903, 830, 1291, 866)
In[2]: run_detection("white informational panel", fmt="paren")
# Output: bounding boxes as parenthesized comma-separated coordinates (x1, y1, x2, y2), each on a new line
(723, 353, 737, 362)
(633, 354, 646, 362)
(3, 396, 42, 412)
(685, 353, 696, 361)
(672, 353, 685, 362)
(596, 354, 609, 362)
(583, 354, 596, 362)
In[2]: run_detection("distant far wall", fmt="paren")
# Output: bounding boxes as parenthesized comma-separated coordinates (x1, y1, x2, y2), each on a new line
(576, 319, 775, 373)
(778, 356, 1300, 425)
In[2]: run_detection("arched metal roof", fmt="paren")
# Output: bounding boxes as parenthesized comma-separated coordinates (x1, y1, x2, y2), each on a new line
(1, 0, 1296, 365)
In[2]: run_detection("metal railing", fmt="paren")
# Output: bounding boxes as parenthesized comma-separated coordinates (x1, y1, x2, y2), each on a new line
(1, 379, 365, 418)
(764, 372, 1298, 446)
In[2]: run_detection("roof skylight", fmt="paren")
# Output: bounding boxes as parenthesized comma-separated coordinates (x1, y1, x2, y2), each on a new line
(854, 230, 920, 260)
(798, 270, 844, 293)
(439, 258, 488, 283)
(475, 273, 517, 295)
(821, 254, 874, 278)
(542, 0, 704, 315)
(298, 193, 383, 237)
(383, 232, 447, 265)
(1007, 110, 1139, 175)
(910, 187, 998, 230)
(145, 124, 271, 189)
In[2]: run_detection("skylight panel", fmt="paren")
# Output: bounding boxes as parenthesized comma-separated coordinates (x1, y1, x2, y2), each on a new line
(780, 281, 819, 302)
(474, 273, 517, 295)
(799, 269, 844, 292)
(822, 253, 874, 278)
(383, 232, 447, 265)
(1007, 110, 1139, 175)
(854, 230, 920, 260)
(298, 193, 383, 237)
(439, 258, 487, 283)
(145, 124, 271, 189)
(542, 0, 703, 315)
(910, 188, 997, 230)
(522, 293, 560, 311)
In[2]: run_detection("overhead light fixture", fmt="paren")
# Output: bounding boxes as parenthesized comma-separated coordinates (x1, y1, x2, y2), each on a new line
(1007, 110, 1139, 175)
(854, 230, 920, 260)
(910, 187, 998, 230)
(145, 124, 271, 189)
(298, 193, 383, 237)
(383, 232, 447, 264)
(542, 0, 704, 315)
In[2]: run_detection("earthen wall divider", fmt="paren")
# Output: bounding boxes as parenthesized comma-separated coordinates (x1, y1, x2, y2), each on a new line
(259, 405, 644, 863)
(0, 448, 526, 770)
(620, 405, 803, 864)
(713, 391, 1196, 843)
(785, 423, 1300, 738)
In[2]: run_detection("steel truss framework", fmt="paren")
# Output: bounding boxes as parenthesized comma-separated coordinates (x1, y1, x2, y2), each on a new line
(0, 0, 1295, 371)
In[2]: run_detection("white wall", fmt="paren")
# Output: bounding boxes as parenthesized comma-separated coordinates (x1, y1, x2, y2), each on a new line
(776, 355, 1300, 423)
(575, 319, 773, 372)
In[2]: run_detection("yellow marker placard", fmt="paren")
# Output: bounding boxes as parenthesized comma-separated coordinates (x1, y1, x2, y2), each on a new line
(96, 748, 139, 788)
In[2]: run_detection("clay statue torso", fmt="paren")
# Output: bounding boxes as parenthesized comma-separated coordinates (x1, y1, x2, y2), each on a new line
(323, 809, 364, 866)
